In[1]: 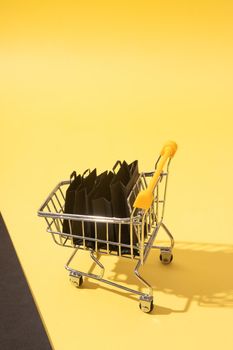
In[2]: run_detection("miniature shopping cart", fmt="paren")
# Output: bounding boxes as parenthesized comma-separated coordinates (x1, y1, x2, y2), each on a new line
(38, 141, 177, 313)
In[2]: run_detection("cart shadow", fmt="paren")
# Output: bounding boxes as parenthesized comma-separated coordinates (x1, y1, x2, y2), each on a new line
(83, 242, 233, 315)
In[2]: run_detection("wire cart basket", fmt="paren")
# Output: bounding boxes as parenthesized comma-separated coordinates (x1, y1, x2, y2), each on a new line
(38, 141, 177, 313)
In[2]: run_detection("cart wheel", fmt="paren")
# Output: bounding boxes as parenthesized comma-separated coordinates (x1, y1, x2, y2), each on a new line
(159, 250, 173, 265)
(139, 296, 154, 313)
(69, 272, 83, 288)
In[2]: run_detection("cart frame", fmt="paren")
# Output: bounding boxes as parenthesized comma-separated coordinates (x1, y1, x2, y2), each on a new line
(38, 145, 176, 313)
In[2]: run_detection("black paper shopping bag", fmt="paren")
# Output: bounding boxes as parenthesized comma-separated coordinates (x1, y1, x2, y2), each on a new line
(72, 169, 97, 247)
(110, 160, 140, 254)
(91, 171, 115, 250)
(63, 172, 82, 234)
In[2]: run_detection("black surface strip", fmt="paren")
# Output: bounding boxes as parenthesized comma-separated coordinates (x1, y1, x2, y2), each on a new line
(0, 213, 52, 350)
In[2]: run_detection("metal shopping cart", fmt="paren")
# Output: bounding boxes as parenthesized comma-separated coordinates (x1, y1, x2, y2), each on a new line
(38, 141, 177, 313)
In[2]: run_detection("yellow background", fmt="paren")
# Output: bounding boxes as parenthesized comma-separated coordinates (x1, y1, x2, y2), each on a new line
(1, 1, 233, 349)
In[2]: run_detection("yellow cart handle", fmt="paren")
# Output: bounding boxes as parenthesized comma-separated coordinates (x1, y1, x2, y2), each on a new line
(133, 141, 177, 210)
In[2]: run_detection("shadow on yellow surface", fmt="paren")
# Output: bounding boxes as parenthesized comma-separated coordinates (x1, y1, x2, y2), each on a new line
(76, 242, 233, 315)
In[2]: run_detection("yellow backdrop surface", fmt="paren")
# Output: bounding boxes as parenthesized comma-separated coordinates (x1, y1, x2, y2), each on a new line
(1, 1, 233, 349)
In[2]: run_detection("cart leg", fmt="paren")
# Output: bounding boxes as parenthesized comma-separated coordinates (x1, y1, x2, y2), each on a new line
(65, 247, 106, 288)
(65, 247, 155, 312)
(161, 222, 174, 248)
(134, 260, 154, 313)
(66, 247, 79, 266)
(64, 247, 84, 288)
(152, 222, 174, 264)
(159, 222, 174, 264)
(89, 249, 105, 279)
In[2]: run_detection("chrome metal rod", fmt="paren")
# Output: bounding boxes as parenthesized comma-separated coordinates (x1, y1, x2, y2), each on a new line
(133, 224, 161, 297)
(47, 229, 139, 250)
(143, 223, 161, 262)
(134, 261, 153, 297)
(90, 250, 105, 279)
(161, 222, 175, 248)
(65, 247, 79, 267)
(64, 248, 148, 297)
(66, 266, 146, 297)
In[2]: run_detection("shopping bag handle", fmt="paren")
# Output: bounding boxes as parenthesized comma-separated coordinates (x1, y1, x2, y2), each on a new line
(70, 171, 77, 183)
(133, 141, 177, 210)
(70, 168, 92, 183)
(112, 160, 122, 174)
(82, 168, 91, 178)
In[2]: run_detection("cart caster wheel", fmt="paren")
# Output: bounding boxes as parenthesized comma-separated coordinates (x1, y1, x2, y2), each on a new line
(139, 296, 154, 313)
(160, 250, 173, 265)
(69, 272, 83, 288)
